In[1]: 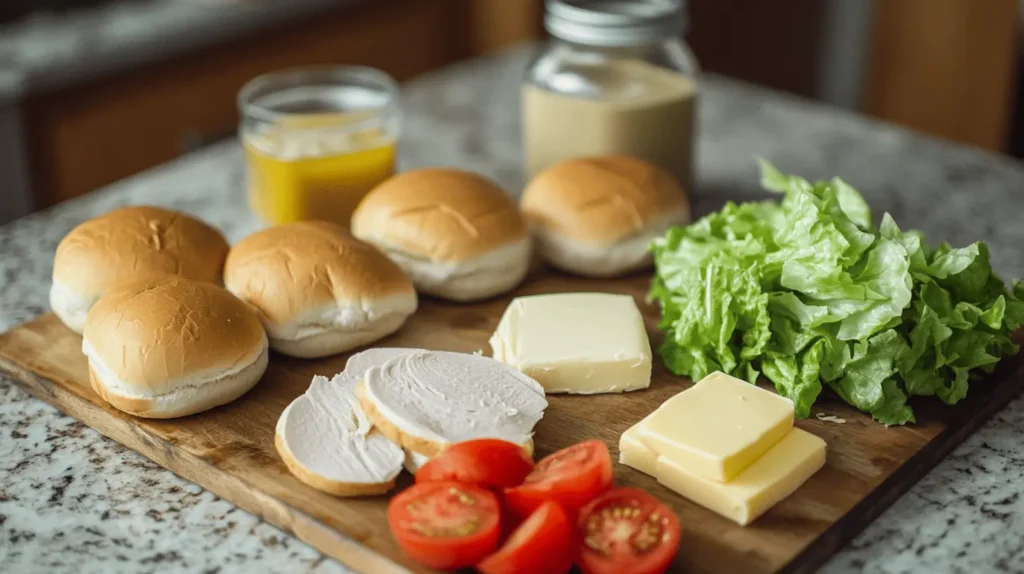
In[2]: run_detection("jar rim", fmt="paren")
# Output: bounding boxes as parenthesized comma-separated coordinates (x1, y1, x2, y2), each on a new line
(238, 66, 401, 124)
(545, 0, 687, 47)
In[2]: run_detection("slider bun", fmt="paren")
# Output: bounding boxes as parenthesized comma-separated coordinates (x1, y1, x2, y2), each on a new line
(351, 168, 531, 302)
(51, 206, 229, 333)
(83, 277, 267, 419)
(224, 222, 417, 359)
(521, 156, 690, 277)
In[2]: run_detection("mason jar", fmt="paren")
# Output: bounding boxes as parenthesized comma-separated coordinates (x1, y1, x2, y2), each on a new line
(523, 0, 700, 190)
(238, 66, 401, 227)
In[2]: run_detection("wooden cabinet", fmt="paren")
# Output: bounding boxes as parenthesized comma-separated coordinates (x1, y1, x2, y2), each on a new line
(865, 0, 1019, 151)
(22, 0, 544, 208)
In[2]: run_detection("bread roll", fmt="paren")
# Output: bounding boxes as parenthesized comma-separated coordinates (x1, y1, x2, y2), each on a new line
(520, 156, 690, 277)
(351, 168, 531, 302)
(83, 277, 267, 418)
(51, 206, 229, 333)
(224, 222, 417, 358)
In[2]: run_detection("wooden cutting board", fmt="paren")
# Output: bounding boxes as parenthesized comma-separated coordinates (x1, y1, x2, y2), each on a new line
(2, 272, 1023, 574)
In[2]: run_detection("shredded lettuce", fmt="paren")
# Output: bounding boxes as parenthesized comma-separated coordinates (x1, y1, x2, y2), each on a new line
(650, 160, 1024, 425)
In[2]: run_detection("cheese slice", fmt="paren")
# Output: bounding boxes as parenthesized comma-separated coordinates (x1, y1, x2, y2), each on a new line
(636, 371, 794, 482)
(489, 292, 652, 394)
(655, 428, 826, 526)
(619, 421, 658, 476)
(360, 350, 548, 457)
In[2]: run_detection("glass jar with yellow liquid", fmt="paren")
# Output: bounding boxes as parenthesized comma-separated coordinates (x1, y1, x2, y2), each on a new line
(238, 67, 400, 226)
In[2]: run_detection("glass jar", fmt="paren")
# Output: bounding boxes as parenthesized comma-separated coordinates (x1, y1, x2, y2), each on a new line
(238, 67, 401, 227)
(523, 0, 700, 190)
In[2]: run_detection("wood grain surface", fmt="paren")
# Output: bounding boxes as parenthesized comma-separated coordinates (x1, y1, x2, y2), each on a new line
(1, 272, 1022, 574)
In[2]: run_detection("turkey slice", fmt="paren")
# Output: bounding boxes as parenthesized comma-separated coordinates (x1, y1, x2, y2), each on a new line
(359, 350, 548, 457)
(275, 347, 419, 496)
(403, 450, 431, 474)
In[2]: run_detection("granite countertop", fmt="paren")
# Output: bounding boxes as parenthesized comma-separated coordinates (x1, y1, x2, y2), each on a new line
(0, 0, 359, 103)
(3, 47, 1024, 573)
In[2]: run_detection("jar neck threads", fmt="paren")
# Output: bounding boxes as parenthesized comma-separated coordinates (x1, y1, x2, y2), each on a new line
(544, 0, 687, 48)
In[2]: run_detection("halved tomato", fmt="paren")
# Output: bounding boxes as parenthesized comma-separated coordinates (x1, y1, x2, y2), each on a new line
(477, 500, 574, 574)
(387, 481, 501, 570)
(415, 439, 534, 489)
(576, 488, 681, 574)
(504, 439, 614, 519)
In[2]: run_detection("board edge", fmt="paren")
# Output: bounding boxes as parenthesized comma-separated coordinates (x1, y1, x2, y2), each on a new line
(0, 352, 419, 574)
(779, 359, 1024, 573)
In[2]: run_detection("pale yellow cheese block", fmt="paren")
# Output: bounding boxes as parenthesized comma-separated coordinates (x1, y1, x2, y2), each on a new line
(489, 292, 651, 394)
(619, 421, 658, 476)
(654, 428, 826, 526)
(636, 371, 794, 481)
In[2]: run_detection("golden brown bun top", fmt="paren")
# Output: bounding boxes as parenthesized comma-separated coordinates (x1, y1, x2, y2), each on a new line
(520, 156, 689, 245)
(223, 221, 416, 326)
(83, 276, 266, 389)
(350, 168, 528, 263)
(53, 206, 229, 299)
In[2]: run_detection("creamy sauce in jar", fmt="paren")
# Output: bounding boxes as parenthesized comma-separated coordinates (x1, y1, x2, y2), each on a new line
(523, 59, 698, 189)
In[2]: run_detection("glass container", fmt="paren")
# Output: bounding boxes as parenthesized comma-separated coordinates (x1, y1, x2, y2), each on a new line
(239, 67, 401, 226)
(523, 0, 700, 190)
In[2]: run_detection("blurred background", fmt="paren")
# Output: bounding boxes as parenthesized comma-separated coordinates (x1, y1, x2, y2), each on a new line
(0, 0, 1020, 224)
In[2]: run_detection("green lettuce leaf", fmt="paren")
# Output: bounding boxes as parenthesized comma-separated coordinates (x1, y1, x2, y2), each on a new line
(652, 258, 770, 384)
(873, 379, 916, 426)
(831, 177, 873, 230)
(651, 160, 1021, 425)
(827, 330, 906, 412)
(762, 339, 826, 419)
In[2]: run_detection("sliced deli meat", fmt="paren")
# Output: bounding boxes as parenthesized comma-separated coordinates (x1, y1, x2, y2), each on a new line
(359, 350, 548, 457)
(275, 347, 418, 496)
(343, 347, 422, 382)
(404, 450, 431, 474)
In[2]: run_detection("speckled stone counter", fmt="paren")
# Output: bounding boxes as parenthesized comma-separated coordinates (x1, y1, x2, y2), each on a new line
(3, 47, 1024, 574)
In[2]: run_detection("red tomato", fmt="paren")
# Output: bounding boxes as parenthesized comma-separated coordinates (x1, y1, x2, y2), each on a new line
(415, 439, 534, 489)
(387, 481, 501, 570)
(504, 439, 614, 519)
(576, 488, 681, 574)
(499, 496, 524, 541)
(477, 500, 574, 574)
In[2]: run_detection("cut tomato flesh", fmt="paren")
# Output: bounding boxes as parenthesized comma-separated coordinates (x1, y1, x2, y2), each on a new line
(415, 438, 534, 489)
(577, 488, 681, 574)
(478, 500, 574, 574)
(504, 439, 613, 518)
(387, 481, 501, 570)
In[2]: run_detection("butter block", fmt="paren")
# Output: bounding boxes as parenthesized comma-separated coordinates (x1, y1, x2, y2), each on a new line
(637, 371, 794, 482)
(655, 428, 826, 525)
(489, 293, 652, 394)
